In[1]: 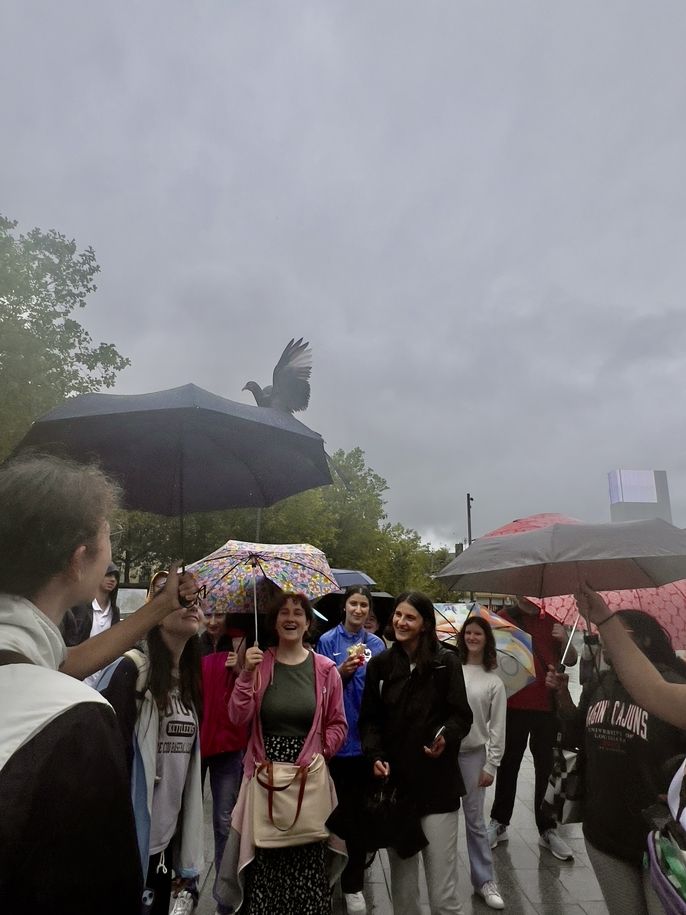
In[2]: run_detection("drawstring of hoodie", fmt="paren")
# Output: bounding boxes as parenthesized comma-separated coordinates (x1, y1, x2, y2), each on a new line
(156, 850, 167, 875)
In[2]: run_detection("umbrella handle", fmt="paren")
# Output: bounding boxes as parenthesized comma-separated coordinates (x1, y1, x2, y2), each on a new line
(559, 613, 580, 669)
(252, 559, 259, 647)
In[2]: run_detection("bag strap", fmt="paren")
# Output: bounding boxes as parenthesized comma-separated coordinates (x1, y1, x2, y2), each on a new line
(255, 762, 310, 832)
(0, 649, 33, 666)
(123, 648, 150, 712)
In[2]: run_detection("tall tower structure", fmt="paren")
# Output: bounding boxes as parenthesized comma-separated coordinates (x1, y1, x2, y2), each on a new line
(608, 469, 672, 523)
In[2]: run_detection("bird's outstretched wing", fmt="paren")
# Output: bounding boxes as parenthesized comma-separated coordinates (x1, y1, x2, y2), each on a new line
(270, 337, 312, 412)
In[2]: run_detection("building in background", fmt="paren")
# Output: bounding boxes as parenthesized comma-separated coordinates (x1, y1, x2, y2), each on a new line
(608, 469, 672, 523)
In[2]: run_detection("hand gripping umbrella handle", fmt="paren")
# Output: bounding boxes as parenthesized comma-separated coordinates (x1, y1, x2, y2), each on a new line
(558, 613, 580, 670)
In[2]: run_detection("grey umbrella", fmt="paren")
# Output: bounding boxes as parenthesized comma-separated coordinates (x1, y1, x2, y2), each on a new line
(435, 518, 686, 598)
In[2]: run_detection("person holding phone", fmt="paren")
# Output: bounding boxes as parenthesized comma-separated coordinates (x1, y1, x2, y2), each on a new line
(359, 591, 473, 915)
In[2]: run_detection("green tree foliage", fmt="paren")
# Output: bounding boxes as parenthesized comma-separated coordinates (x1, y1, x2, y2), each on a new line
(117, 446, 455, 600)
(0, 214, 130, 458)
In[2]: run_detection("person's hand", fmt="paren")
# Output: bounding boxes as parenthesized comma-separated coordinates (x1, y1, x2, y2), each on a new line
(338, 656, 361, 680)
(575, 583, 612, 625)
(373, 759, 390, 778)
(171, 875, 196, 897)
(423, 734, 446, 758)
(244, 646, 264, 672)
(552, 622, 567, 643)
(225, 651, 239, 669)
(478, 770, 494, 788)
(150, 564, 198, 613)
(545, 663, 568, 692)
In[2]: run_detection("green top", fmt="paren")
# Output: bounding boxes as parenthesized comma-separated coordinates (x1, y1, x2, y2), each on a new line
(260, 653, 316, 737)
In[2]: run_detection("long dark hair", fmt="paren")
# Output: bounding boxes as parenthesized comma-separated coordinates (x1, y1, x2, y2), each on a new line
(146, 625, 203, 719)
(616, 610, 686, 678)
(393, 591, 438, 672)
(458, 615, 498, 671)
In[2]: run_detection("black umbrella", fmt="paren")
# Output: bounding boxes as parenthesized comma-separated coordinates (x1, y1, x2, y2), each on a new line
(13, 383, 332, 551)
(332, 569, 377, 589)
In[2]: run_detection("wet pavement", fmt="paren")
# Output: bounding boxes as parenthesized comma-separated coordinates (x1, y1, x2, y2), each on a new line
(196, 658, 608, 914)
(195, 746, 608, 915)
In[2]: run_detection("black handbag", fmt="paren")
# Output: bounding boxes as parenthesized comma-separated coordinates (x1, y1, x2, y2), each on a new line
(327, 777, 428, 860)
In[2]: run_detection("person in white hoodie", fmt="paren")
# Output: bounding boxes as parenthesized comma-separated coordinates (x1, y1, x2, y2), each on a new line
(0, 454, 195, 915)
(457, 616, 507, 911)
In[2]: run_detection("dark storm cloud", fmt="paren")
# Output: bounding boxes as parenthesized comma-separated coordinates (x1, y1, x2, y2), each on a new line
(3, 1, 686, 546)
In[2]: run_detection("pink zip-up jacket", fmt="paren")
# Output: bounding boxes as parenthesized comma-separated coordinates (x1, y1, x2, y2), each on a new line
(228, 648, 348, 774)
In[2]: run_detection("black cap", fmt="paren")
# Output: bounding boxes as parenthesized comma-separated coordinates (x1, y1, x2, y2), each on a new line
(106, 562, 119, 576)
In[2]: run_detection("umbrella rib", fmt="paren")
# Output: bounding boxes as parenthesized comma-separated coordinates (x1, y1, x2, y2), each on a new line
(434, 605, 462, 640)
(254, 554, 338, 587)
(202, 556, 251, 597)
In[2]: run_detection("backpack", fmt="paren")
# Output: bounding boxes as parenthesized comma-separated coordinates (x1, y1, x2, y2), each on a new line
(123, 648, 151, 712)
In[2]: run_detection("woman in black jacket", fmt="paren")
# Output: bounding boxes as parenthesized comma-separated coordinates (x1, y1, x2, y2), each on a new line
(359, 591, 473, 915)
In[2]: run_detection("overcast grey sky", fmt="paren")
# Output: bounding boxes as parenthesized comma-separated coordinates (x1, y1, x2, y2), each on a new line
(4, 2, 686, 545)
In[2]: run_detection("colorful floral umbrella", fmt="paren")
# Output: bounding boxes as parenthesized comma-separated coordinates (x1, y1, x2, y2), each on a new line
(529, 581, 686, 648)
(433, 603, 536, 697)
(188, 540, 339, 639)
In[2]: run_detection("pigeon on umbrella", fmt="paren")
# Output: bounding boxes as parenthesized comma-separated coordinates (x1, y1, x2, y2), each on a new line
(243, 338, 312, 414)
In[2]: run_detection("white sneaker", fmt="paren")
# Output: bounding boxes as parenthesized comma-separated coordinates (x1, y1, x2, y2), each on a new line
(539, 828, 574, 861)
(170, 890, 194, 915)
(477, 881, 505, 910)
(344, 891, 367, 913)
(487, 819, 509, 849)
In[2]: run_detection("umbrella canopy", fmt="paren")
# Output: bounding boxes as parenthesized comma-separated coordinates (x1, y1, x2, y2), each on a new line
(332, 569, 377, 589)
(434, 603, 536, 698)
(435, 518, 686, 598)
(530, 581, 686, 648)
(13, 383, 332, 515)
(188, 540, 339, 616)
(482, 513, 583, 538)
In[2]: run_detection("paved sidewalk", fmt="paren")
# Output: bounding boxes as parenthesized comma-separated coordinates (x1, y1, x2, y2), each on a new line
(195, 746, 608, 915)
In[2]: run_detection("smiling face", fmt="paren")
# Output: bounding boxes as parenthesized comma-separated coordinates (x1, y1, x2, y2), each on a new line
(160, 602, 202, 643)
(344, 592, 370, 633)
(392, 601, 425, 654)
(463, 621, 487, 661)
(275, 596, 310, 645)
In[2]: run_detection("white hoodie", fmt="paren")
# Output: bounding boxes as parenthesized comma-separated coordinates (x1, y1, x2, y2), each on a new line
(0, 593, 67, 668)
(0, 593, 109, 771)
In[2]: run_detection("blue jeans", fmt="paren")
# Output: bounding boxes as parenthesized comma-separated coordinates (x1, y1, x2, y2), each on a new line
(202, 751, 244, 907)
(459, 746, 495, 889)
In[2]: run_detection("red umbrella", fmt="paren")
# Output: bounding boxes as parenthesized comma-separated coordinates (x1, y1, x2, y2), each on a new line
(482, 513, 583, 539)
(530, 583, 686, 648)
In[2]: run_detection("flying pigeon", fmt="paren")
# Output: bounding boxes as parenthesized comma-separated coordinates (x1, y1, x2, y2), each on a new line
(243, 338, 312, 414)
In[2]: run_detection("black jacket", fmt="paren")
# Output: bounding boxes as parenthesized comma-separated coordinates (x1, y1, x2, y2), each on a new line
(0, 698, 141, 913)
(62, 598, 121, 647)
(359, 643, 473, 815)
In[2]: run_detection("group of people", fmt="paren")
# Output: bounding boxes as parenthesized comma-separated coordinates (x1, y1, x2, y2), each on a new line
(1, 453, 685, 915)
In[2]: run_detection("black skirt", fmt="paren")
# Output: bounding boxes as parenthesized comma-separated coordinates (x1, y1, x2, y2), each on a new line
(245, 735, 329, 915)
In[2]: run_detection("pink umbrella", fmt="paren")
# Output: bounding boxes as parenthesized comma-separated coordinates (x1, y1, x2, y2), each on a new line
(482, 513, 583, 539)
(530, 583, 686, 648)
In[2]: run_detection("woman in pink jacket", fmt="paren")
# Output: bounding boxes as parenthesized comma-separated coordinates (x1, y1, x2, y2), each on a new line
(216, 591, 348, 915)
